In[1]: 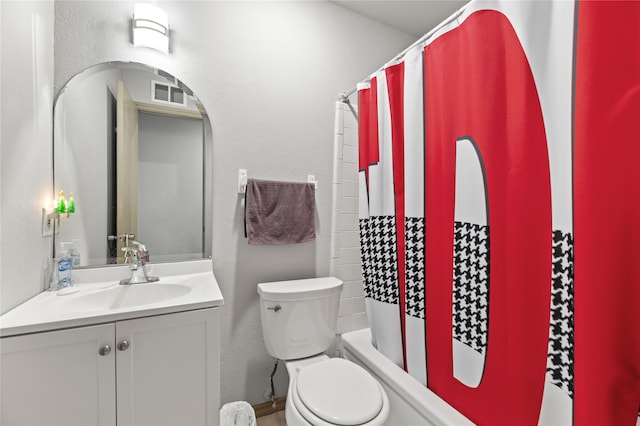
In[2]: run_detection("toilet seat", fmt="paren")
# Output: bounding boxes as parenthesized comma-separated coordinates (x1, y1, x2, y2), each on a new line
(292, 358, 384, 425)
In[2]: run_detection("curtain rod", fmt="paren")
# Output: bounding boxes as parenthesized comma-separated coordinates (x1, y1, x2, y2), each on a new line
(338, 3, 467, 103)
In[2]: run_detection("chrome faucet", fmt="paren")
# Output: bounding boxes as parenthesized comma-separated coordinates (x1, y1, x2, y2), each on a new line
(119, 240, 160, 285)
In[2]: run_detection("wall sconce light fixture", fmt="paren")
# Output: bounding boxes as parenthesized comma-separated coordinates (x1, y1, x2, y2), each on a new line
(132, 4, 169, 53)
(42, 191, 76, 237)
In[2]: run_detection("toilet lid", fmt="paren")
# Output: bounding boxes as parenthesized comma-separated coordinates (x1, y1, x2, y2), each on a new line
(295, 358, 383, 425)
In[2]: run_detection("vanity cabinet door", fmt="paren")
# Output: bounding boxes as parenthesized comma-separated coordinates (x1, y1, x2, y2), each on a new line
(115, 307, 220, 426)
(0, 324, 116, 425)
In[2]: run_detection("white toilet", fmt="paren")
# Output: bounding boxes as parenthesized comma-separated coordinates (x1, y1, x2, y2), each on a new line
(257, 277, 390, 426)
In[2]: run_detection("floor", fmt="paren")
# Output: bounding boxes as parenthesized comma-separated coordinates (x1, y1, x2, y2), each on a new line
(256, 410, 286, 426)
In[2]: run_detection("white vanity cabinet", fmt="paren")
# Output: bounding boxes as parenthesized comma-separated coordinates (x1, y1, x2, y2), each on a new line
(116, 307, 220, 425)
(1, 307, 220, 426)
(1, 323, 117, 425)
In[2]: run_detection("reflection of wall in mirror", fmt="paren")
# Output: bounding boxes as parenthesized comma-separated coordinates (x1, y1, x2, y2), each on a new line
(138, 112, 203, 262)
(56, 68, 121, 265)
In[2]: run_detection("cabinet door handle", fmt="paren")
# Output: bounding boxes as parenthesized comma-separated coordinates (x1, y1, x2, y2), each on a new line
(98, 345, 112, 356)
(117, 340, 130, 351)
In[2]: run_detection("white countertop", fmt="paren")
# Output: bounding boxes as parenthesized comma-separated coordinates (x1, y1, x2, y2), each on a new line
(0, 259, 224, 337)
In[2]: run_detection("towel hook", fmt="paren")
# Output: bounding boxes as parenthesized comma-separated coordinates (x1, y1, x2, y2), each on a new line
(238, 169, 248, 194)
(307, 175, 317, 189)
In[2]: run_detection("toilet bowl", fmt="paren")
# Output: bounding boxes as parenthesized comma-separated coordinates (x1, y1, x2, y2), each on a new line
(257, 277, 390, 426)
(284, 355, 389, 426)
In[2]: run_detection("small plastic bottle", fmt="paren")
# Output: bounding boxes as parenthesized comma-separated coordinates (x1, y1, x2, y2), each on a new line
(69, 240, 81, 268)
(56, 243, 73, 289)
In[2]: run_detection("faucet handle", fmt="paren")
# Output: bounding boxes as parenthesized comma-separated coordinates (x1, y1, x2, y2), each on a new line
(121, 246, 137, 265)
(137, 249, 150, 264)
(129, 240, 150, 264)
(130, 240, 147, 252)
(119, 241, 158, 285)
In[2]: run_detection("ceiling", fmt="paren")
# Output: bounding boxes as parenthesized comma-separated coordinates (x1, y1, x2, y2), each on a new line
(331, 0, 469, 37)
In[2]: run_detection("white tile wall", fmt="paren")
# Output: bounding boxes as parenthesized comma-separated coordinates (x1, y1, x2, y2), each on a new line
(330, 101, 369, 339)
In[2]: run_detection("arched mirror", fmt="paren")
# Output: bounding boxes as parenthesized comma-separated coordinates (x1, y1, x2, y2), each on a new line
(53, 61, 212, 267)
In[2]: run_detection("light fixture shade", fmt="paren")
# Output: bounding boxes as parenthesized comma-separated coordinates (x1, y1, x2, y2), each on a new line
(133, 4, 169, 53)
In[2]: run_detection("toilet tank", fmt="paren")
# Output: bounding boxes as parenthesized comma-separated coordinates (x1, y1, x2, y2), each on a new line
(257, 277, 343, 360)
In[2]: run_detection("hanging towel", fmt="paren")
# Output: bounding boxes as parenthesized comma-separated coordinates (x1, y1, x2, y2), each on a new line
(245, 178, 316, 245)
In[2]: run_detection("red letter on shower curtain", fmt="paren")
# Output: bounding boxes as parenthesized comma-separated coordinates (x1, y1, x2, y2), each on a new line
(423, 11, 552, 425)
(574, 1, 640, 424)
(358, 78, 379, 175)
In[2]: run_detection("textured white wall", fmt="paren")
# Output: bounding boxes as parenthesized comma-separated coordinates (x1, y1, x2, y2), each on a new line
(0, 0, 416, 405)
(0, 1, 54, 314)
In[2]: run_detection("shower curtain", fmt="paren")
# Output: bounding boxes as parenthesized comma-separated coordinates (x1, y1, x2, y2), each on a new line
(357, 1, 640, 425)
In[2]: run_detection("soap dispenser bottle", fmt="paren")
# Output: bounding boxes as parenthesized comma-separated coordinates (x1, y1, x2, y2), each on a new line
(55, 242, 73, 289)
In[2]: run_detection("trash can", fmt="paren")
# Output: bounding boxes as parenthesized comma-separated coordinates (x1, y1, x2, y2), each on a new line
(220, 401, 257, 426)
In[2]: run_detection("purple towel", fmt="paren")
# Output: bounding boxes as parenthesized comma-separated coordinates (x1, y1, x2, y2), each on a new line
(245, 178, 316, 245)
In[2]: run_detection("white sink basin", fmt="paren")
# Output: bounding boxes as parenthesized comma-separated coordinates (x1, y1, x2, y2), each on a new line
(60, 283, 192, 312)
(0, 260, 224, 337)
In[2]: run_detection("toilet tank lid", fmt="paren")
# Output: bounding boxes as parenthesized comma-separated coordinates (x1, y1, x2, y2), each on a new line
(257, 277, 343, 301)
